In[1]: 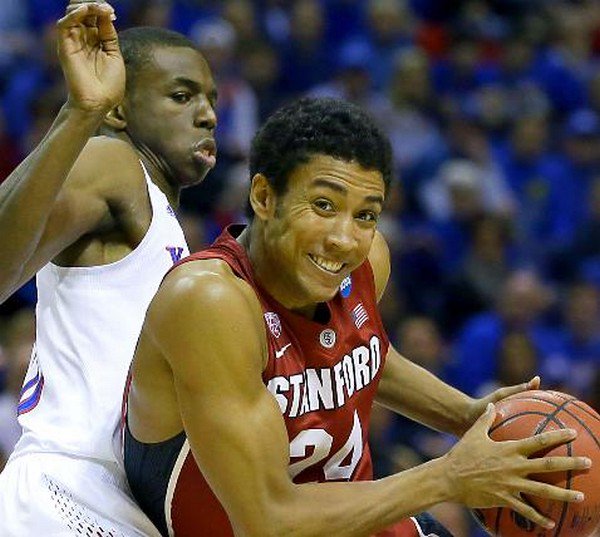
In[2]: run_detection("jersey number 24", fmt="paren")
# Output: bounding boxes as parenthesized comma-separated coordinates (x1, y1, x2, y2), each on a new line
(288, 411, 363, 481)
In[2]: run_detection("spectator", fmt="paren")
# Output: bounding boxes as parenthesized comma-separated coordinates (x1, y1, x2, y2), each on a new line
(420, 158, 513, 275)
(370, 47, 446, 192)
(278, 0, 332, 96)
(1, 22, 65, 149)
(568, 176, 600, 283)
(441, 214, 514, 334)
(546, 282, 600, 401)
(559, 108, 600, 233)
(494, 113, 569, 266)
(185, 17, 259, 216)
(361, 0, 416, 89)
(222, 0, 260, 52)
(446, 270, 561, 396)
(308, 39, 379, 111)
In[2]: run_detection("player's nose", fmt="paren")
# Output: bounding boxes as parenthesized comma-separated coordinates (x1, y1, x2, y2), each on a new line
(324, 216, 357, 253)
(193, 96, 217, 131)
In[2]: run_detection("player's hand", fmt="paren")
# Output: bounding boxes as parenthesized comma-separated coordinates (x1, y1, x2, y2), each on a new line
(56, 1, 125, 114)
(462, 376, 541, 432)
(442, 403, 591, 530)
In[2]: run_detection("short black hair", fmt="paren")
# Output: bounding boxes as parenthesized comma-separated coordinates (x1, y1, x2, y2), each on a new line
(248, 97, 393, 215)
(118, 27, 200, 92)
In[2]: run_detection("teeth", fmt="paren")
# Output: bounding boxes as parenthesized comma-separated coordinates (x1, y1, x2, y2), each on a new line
(310, 255, 343, 273)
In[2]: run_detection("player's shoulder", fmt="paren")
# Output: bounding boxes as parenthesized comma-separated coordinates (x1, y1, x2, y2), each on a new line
(153, 258, 262, 321)
(366, 230, 391, 301)
(68, 135, 145, 196)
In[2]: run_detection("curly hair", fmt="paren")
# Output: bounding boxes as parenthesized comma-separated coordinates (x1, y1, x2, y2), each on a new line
(248, 97, 393, 214)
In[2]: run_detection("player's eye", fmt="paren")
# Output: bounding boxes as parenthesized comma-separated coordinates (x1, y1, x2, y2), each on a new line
(313, 199, 334, 213)
(356, 210, 379, 223)
(171, 92, 191, 104)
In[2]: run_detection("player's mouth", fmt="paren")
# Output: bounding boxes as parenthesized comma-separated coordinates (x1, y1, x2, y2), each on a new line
(308, 254, 346, 274)
(192, 138, 217, 169)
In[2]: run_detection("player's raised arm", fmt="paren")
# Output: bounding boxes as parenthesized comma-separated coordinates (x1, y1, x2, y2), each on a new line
(0, 2, 124, 302)
(142, 262, 590, 536)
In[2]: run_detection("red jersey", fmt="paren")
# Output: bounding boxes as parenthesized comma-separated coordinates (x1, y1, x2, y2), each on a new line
(125, 225, 426, 537)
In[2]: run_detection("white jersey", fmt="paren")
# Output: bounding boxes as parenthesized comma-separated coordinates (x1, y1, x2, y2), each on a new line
(11, 163, 188, 464)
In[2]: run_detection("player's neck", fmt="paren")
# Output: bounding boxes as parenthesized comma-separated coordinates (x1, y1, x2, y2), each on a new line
(108, 130, 181, 207)
(140, 158, 181, 209)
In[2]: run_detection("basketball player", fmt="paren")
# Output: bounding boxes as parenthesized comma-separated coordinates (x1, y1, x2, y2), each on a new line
(0, 2, 217, 535)
(124, 98, 590, 537)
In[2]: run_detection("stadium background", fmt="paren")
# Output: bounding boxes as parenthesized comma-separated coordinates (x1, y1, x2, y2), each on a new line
(0, 1, 598, 535)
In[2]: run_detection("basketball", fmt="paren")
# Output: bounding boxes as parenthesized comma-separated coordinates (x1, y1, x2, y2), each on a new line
(472, 390, 600, 537)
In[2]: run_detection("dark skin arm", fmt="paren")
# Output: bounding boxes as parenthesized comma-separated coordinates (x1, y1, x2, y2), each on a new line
(138, 260, 589, 536)
(0, 2, 125, 303)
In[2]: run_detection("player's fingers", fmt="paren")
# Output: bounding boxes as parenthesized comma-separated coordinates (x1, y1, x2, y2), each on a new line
(486, 377, 541, 404)
(527, 376, 541, 390)
(65, 1, 116, 22)
(65, 0, 107, 13)
(524, 455, 592, 474)
(58, 3, 107, 27)
(520, 478, 586, 504)
(96, 5, 119, 52)
(515, 428, 577, 455)
(476, 402, 496, 432)
(58, 3, 89, 28)
(508, 497, 556, 531)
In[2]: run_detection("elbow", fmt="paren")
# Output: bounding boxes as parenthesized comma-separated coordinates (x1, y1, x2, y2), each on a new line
(232, 487, 308, 537)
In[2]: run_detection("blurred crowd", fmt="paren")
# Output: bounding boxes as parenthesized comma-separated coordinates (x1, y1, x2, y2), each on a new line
(0, 1, 599, 535)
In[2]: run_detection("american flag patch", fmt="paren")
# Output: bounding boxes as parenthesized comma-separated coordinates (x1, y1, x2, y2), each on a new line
(352, 303, 369, 329)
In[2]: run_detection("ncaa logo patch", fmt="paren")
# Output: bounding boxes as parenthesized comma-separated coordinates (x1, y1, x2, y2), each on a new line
(339, 276, 352, 298)
(264, 312, 282, 338)
(319, 329, 336, 349)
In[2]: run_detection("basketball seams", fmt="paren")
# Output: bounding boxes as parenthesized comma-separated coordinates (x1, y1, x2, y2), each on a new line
(492, 397, 600, 452)
(490, 411, 568, 435)
(489, 411, 572, 537)
(478, 391, 600, 537)
(514, 394, 600, 425)
(566, 400, 600, 425)
(532, 411, 573, 537)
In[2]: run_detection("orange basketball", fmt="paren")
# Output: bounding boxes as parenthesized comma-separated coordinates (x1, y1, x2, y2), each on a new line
(472, 390, 600, 537)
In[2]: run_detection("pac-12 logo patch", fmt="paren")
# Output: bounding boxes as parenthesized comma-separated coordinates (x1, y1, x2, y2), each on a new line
(339, 276, 352, 298)
(264, 312, 282, 338)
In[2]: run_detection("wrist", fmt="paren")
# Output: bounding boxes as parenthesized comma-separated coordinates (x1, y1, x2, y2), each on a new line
(63, 97, 113, 118)
(60, 101, 108, 129)
(450, 395, 479, 437)
(425, 455, 455, 505)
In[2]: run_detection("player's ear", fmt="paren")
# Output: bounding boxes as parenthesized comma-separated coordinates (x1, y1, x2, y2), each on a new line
(249, 173, 277, 221)
(103, 104, 127, 131)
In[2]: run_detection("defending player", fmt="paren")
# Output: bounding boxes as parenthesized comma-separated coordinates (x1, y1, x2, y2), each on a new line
(124, 98, 591, 536)
(0, 3, 217, 535)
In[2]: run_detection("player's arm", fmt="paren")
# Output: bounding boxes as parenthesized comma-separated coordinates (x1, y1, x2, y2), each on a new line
(147, 263, 588, 535)
(0, 2, 124, 302)
(368, 231, 543, 434)
(377, 345, 543, 436)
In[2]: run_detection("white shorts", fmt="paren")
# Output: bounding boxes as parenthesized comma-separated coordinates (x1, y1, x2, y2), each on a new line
(0, 452, 162, 537)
